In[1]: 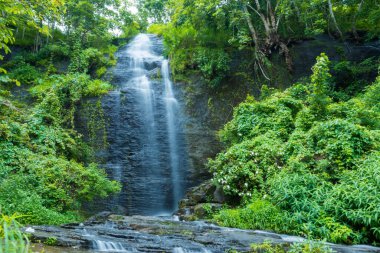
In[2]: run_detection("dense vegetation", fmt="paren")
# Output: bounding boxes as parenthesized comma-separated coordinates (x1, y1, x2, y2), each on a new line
(1, 0, 380, 250)
(210, 54, 380, 245)
(140, 0, 380, 246)
(146, 0, 380, 87)
(0, 0, 144, 225)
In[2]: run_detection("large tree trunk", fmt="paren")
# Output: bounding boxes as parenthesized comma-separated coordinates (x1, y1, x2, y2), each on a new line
(243, 4, 259, 48)
(246, 1, 293, 72)
(352, 0, 364, 41)
(328, 0, 343, 39)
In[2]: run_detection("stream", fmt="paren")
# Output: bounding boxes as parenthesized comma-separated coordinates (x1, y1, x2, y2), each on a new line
(28, 214, 380, 253)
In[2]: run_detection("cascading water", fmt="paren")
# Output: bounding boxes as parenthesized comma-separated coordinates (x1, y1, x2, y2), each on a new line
(162, 59, 182, 209)
(96, 34, 188, 216)
(93, 241, 127, 252)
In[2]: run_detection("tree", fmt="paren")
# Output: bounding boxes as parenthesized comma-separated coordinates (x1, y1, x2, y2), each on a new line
(138, 0, 169, 23)
(0, 0, 64, 71)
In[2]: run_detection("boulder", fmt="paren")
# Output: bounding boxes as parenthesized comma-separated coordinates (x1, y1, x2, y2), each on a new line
(194, 203, 223, 219)
(176, 180, 228, 220)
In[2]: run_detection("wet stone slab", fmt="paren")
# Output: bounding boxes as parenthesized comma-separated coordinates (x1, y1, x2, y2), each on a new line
(25, 214, 380, 253)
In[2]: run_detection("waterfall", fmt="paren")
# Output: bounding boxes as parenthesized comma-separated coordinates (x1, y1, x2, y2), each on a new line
(162, 59, 182, 209)
(93, 240, 128, 252)
(95, 34, 188, 215)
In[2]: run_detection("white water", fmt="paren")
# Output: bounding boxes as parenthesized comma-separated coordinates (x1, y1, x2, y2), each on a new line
(173, 247, 212, 253)
(93, 240, 127, 252)
(162, 59, 181, 209)
(127, 35, 160, 166)
(95, 33, 189, 215)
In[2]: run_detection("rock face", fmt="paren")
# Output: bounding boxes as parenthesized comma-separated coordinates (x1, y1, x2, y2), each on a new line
(176, 180, 226, 221)
(78, 34, 190, 216)
(26, 214, 380, 253)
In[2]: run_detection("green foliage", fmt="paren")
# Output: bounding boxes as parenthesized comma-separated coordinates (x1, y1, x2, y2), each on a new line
(148, 24, 168, 37)
(0, 0, 138, 229)
(148, 0, 379, 87)
(44, 237, 58, 246)
(0, 0, 63, 61)
(68, 37, 108, 74)
(8, 63, 41, 86)
(287, 119, 375, 175)
(308, 53, 332, 117)
(332, 57, 379, 96)
(139, 0, 169, 23)
(327, 152, 380, 241)
(214, 198, 296, 233)
(0, 214, 30, 253)
(250, 240, 287, 253)
(162, 24, 198, 75)
(219, 94, 301, 145)
(250, 240, 335, 253)
(0, 72, 118, 225)
(194, 47, 231, 88)
(288, 240, 335, 253)
(96, 67, 108, 78)
(209, 133, 284, 197)
(210, 54, 380, 244)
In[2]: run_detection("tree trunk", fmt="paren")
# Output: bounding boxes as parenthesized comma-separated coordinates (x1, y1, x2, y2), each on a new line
(352, 0, 364, 41)
(243, 5, 259, 48)
(328, 0, 343, 39)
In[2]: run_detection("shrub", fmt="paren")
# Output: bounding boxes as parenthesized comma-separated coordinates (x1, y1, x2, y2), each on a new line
(219, 95, 301, 145)
(209, 132, 284, 197)
(0, 214, 30, 253)
(0, 79, 119, 224)
(214, 198, 295, 233)
(194, 47, 231, 88)
(300, 119, 373, 174)
(209, 54, 380, 244)
(8, 63, 41, 85)
(250, 240, 335, 253)
(268, 170, 329, 216)
(326, 152, 380, 241)
(267, 171, 360, 244)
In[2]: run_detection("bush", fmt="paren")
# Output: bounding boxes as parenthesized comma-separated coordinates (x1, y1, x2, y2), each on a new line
(209, 54, 380, 244)
(209, 132, 284, 197)
(250, 240, 335, 253)
(194, 47, 231, 88)
(0, 214, 30, 253)
(69, 45, 107, 74)
(326, 152, 380, 241)
(219, 95, 301, 145)
(30, 74, 112, 127)
(214, 198, 296, 233)
(268, 170, 329, 216)
(287, 119, 375, 176)
(0, 75, 119, 224)
(8, 63, 41, 85)
(268, 171, 360, 244)
(0, 130, 120, 225)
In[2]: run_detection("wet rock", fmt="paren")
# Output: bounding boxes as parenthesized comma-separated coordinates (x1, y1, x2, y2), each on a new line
(25, 215, 380, 253)
(176, 180, 228, 220)
(194, 203, 223, 219)
(146, 67, 161, 79)
(213, 187, 226, 203)
(84, 211, 112, 224)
